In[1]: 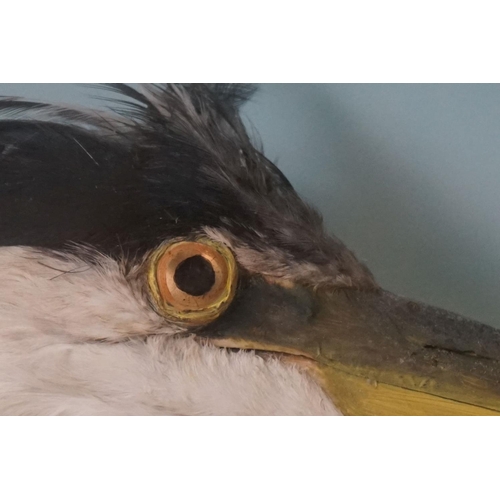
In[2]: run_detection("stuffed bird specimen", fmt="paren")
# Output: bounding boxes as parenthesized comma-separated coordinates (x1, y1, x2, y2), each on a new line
(0, 84, 499, 415)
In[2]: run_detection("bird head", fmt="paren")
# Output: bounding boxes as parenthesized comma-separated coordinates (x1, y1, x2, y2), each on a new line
(0, 84, 499, 415)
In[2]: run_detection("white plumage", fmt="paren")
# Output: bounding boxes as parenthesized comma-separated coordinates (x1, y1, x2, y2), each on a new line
(0, 247, 338, 415)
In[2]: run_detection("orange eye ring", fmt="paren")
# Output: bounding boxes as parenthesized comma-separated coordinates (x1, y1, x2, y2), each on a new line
(147, 238, 238, 324)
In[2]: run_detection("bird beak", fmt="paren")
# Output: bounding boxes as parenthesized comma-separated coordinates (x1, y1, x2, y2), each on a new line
(209, 286, 500, 415)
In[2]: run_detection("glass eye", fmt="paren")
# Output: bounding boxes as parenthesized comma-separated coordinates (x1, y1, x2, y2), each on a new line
(148, 239, 238, 324)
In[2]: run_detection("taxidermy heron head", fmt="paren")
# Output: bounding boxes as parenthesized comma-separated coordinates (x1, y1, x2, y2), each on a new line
(1, 84, 499, 415)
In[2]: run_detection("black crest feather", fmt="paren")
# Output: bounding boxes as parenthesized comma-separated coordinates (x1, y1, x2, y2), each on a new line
(0, 84, 336, 267)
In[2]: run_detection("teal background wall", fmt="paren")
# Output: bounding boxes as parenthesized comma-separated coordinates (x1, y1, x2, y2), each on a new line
(1, 84, 499, 327)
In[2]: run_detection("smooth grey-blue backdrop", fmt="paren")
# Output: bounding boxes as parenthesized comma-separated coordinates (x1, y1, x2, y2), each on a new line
(1, 84, 499, 328)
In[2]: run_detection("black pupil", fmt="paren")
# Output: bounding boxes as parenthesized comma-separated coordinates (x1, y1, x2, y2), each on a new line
(174, 255, 216, 296)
